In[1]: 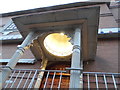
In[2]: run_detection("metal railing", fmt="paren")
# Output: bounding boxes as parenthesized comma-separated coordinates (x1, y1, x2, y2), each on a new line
(83, 72, 120, 89)
(2, 69, 67, 89)
(2, 69, 120, 89)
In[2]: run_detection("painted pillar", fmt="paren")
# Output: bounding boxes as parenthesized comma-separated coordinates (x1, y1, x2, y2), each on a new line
(0, 31, 34, 89)
(34, 59, 48, 89)
(69, 28, 82, 88)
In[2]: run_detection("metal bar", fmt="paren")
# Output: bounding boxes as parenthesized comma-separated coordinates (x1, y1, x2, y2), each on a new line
(83, 72, 120, 75)
(50, 72, 56, 89)
(6, 76, 35, 79)
(95, 74, 99, 89)
(58, 72, 62, 89)
(43, 71, 50, 89)
(10, 69, 120, 75)
(7, 69, 120, 74)
(103, 74, 108, 89)
(13, 69, 66, 72)
(66, 68, 83, 71)
(28, 70, 38, 88)
(0, 66, 12, 70)
(4, 70, 16, 88)
(17, 71, 26, 88)
(10, 70, 21, 88)
(23, 71, 32, 89)
(87, 74, 90, 90)
(112, 74, 117, 89)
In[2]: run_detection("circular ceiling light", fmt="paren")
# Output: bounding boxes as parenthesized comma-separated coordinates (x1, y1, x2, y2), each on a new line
(44, 33, 73, 56)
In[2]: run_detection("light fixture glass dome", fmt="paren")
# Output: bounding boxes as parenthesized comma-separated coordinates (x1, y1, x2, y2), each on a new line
(44, 33, 73, 56)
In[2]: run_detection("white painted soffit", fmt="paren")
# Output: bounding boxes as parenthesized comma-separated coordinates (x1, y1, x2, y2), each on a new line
(12, 6, 100, 36)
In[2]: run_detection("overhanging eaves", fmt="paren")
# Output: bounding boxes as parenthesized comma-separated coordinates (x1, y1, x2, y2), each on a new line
(12, 6, 100, 61)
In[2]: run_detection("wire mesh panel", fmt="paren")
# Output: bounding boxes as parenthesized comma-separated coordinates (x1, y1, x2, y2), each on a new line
(83, 72, 120, 89)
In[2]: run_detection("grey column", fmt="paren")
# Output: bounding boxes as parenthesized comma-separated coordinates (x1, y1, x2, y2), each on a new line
(69, 28, 82, 88)
(34, 59, 48, 88)
(0, 31, 34, 89)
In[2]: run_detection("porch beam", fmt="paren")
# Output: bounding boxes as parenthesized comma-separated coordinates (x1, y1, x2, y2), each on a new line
(69, 28, 82, 88)
(0, 31, 34, 89)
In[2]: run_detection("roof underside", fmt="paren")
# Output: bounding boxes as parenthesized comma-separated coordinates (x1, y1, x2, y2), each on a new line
(12, 3, 100, 61)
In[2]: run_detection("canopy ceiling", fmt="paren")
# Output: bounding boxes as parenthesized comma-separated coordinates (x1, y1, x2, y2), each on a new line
(12, 3, 100, 61)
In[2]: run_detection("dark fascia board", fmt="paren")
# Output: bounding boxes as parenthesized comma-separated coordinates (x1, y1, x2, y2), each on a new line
(98, 33, 119, 39)
(1, 39, 23, 44)
(1, 2, 110, 17)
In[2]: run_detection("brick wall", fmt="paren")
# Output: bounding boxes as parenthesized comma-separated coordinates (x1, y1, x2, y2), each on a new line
(84, 38, 118, 73)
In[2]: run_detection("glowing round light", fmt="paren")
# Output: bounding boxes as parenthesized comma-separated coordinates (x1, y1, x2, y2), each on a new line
(60, 33, 64, 36)
(44, 33, 73, 56)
